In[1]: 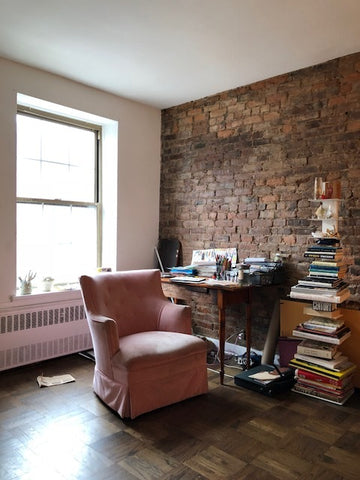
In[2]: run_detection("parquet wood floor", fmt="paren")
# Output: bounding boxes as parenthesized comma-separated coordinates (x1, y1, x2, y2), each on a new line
(1, 354, 359, 480)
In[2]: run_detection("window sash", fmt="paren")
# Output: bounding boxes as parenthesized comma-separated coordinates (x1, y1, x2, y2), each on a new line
(16, 108, 102, 290)
(16, 110, 100, 204)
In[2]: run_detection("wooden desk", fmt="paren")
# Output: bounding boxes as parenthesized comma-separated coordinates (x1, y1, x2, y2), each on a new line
(161, 278, 253, 384)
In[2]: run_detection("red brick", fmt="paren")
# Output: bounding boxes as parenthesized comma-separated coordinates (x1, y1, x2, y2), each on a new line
(282, 234, 296, 246)
(328, 96, 347, 107)
(348, 120, 360, 132)
(243, 115, 262, 125)
(217, 129, 235, 139)
(264, 111, 280, 121)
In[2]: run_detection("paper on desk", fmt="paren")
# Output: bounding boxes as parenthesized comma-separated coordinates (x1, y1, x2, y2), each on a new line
(37, 374, 75, 388)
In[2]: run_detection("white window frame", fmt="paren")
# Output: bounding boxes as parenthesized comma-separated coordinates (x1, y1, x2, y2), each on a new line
(16, 107, 103, 291)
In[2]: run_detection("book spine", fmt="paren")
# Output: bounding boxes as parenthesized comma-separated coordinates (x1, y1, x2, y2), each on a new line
(311, 261, 343, 267)
(309, 270, 345, 277)
(293, 384, 352, 404)
(294, 353, 347, 370)
(290, 290, 350, 303)
(307, 245, 342, 250)
(292, 384, 353, 404)
(296, 346, 335, 359)
(289, 358, 355, 378)
(292, 287, 339, 295)
(296, 378, 353, 395)
(304, 253, 341, 259)
(306, 248, 342, 252)
(301, 323, 340, 332)
(292, 330, 341, 344)
(312, 301, 337, 311)
(295, 368, 348, 387)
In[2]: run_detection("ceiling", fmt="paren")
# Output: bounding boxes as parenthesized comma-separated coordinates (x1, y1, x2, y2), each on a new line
(0, 0, 360, 109)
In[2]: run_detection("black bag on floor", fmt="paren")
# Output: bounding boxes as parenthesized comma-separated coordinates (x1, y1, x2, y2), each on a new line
(234, 364, 295, 396)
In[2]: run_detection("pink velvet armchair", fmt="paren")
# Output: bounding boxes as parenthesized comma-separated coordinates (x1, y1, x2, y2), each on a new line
(79, 269, 208, 419)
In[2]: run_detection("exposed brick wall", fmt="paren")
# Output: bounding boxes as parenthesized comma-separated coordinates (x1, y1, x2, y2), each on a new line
(160, 52, 360, 347)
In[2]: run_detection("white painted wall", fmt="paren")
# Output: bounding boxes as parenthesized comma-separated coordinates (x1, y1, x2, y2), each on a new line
(0, 57, 161, 306)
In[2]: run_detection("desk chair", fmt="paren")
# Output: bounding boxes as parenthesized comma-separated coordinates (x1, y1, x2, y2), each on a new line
(156, 238, 181, 271)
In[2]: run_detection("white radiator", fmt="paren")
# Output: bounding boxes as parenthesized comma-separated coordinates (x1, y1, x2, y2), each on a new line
(0, 299, 92, 371)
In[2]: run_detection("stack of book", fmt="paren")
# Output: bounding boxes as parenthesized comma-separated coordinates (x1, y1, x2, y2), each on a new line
(291, 360, 356, 405)
(290, 238, 350, 304)
(289, 300, 355, 405)
(292, 314, 351, 345)
(287, 180, 356, 404)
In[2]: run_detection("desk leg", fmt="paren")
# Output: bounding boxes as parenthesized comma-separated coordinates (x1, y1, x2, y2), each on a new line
(246, 302, 251, 369)
(218, 292, 226, 385)
(245, 290, 252, 370)
(218, 307, 226, 385)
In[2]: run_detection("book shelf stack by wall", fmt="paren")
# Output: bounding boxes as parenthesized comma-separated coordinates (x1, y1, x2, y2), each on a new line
(281, 179, 356, 405)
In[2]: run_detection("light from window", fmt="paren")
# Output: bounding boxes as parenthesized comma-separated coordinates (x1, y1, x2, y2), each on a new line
(16, 112, 101, 292)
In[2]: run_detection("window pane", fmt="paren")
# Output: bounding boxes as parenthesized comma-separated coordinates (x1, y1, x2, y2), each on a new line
(17, 114, 96, 202)
(17, 203, 97, 287)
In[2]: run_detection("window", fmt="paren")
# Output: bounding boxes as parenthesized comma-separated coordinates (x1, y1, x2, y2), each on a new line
(16, 109, 101, 292)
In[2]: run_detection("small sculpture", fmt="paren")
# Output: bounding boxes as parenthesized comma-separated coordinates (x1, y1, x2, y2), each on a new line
(19, 270, 36, 295)
(326, 204, 333, 218)
(315, 202, 326, 220)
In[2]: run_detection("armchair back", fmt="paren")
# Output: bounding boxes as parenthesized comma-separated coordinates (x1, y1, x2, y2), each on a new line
(80, 269, 172, 337)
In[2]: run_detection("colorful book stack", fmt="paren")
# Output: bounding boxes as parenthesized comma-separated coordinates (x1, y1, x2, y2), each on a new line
(287, 180, 355, 404)
(289, 243, 355, 404)
(289, 304, 356, 405)
(290, 238, 350, 304)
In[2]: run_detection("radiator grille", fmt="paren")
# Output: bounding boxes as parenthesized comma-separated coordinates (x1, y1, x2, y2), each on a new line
(0, 304, 84, 334)
(0, 301, 92, 371)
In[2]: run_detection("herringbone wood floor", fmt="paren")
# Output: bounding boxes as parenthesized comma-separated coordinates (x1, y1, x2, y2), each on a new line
(1, 354, 359, 480)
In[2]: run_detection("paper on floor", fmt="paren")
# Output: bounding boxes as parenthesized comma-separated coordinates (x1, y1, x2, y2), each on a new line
(37, 374, 75, 388)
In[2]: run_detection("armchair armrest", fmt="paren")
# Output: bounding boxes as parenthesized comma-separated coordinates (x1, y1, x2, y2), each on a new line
(158, 301, 192, 334)
(87, 314, 120, 375)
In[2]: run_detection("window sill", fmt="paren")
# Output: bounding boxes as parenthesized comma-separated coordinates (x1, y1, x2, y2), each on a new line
(1, 289, 82, 311)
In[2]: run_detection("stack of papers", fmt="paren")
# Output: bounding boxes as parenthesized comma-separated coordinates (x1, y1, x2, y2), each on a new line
(170, 266, 197, 275)
(170, 276, 205, 283)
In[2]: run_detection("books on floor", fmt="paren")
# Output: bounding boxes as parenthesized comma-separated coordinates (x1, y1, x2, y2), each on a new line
(292, 383, 354, 405)
(288, 188, 356, 405)
(295, 367, 353, 388)
(292, 363, 355, 406)
(289, 357, 356, 380)
(293, 352, 348, 371)
(289, 356, 356, 404)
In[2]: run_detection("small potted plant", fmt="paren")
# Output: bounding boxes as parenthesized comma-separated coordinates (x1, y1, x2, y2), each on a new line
(19, 270, 36, 295)
(42, 276, 54, 292)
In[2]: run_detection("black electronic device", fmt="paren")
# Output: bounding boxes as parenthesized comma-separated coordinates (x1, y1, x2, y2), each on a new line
(234, 364, 295, 396)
